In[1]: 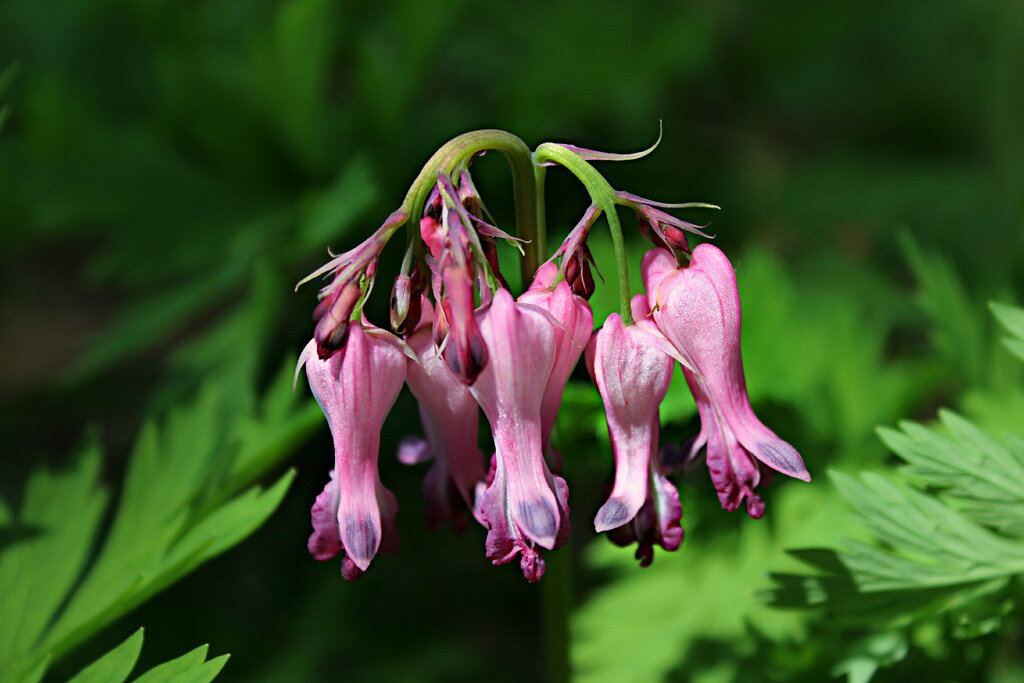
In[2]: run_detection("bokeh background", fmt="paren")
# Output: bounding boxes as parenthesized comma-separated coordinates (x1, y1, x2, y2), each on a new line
(3, 1, 1024, 681)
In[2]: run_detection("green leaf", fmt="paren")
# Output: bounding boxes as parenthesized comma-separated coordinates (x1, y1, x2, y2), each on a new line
(154, 470, 295, 594)
(224, 359, 323, 498)
(1, 357, 310, 680)
(830, 469, 1024, 591)
(991, 301, 1024, 363)
(573, 482, 855, 683)
(769, 405, 1024, 681)
(131, 645, 228, 683)
(880, 410, 1024, 536)
(900, 232, 985, 384)
(68, 628, 144, 683)
(47, 387, 229, 648)
(0, 443, 108, 677)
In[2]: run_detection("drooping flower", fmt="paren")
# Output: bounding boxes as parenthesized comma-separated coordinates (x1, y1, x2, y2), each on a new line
(517, 261, 594, 471)
(586, 296, 683, 564)
(302, 321, 407, 581)
(642, 244, 810, 517)
(400, 301, 487, 532)
(471, 289, 571, 582)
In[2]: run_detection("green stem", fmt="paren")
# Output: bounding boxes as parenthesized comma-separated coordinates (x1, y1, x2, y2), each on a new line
(532, 161, 548, 277)
(542, 548, 572, 682)
(533, 143, 632, 324)
(400, 130, 540, 284)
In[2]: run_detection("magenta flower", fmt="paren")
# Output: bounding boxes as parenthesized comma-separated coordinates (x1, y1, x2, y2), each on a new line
(642, 244, 810, 517)
(400, 302, 488, 532)
(471, 289, 570, 582)
(301, 321, 407, 581)
(586, 296, 683, 564)
(518, 261, 594, 471)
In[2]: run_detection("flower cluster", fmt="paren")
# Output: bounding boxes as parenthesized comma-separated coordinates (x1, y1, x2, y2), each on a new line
(296, 131, 809, 582)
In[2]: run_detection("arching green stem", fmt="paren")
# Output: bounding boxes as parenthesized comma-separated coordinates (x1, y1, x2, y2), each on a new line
(533, 161, 548, 272)
(533, 143, 633, 325)
(400, 130, 541, 284)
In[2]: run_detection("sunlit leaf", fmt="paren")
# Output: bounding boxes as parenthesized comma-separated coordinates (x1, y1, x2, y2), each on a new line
(68, 628, 144, 683)
(130, 644, 228, 683)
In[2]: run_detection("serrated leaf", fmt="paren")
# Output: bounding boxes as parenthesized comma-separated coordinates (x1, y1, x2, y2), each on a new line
(879, 411, 1024, 536)
(155, 471, 295, 592)
(68, 628, 144, 683)
(131, 645, 228, 683)
(830, 470, 1024, 590)
(12, 359, 306, 677)
(0, 445, 108, 675)
(47, 386, 229, 650)
(573, 482, 856, 683)
(225, 360, 322, 497)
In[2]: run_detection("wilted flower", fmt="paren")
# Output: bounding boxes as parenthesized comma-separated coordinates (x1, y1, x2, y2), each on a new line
(302, 322, 407, 581)
(643, 244, 810, 517)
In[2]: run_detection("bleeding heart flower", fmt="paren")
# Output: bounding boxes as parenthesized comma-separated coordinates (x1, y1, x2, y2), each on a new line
(518, 261, 594, 471)
(470, 289, 571, 582)
(301, 322, 407, 580)
(586, 296, 683, 564)
(642, 244, 810, 517)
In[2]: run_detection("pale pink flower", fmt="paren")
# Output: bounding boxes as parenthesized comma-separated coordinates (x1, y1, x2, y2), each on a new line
(301, 322, 407, 581)
(586, 296, 683, 564)
(518, 261, 594, 470)
(471, 289, 570, 582)
(643, 244, 810, 517)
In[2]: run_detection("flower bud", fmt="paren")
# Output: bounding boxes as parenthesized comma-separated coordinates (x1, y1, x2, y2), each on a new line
(313, 280, 363, 359)
(390, 264, 427, 337)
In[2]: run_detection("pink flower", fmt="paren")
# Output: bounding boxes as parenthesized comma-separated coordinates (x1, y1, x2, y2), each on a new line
(471, 289, 571, 582)
(518, 261, 594, 471)
(586, 296, 683, 564)
(642, 244, 810, 517)
(301, 321, 407, 581)
(400, 302, 488, 532)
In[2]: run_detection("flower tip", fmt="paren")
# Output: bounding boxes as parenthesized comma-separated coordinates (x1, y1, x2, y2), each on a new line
(340, 557, 365, 582)
(341, 516, 380, 572)
(745, 494, 766, 519)
(594, 498, 632, 533)
(294, 339, 317, 390)
(753, 440, 810, 481)
(517, 499, 559, 550)
(520, 550, 546, 583)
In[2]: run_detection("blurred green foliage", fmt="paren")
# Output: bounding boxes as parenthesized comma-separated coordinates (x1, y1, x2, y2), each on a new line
(2, 0, 1024, 681)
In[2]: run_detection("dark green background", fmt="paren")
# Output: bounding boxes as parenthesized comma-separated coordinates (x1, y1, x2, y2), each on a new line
(2, 1, 1023, 680)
